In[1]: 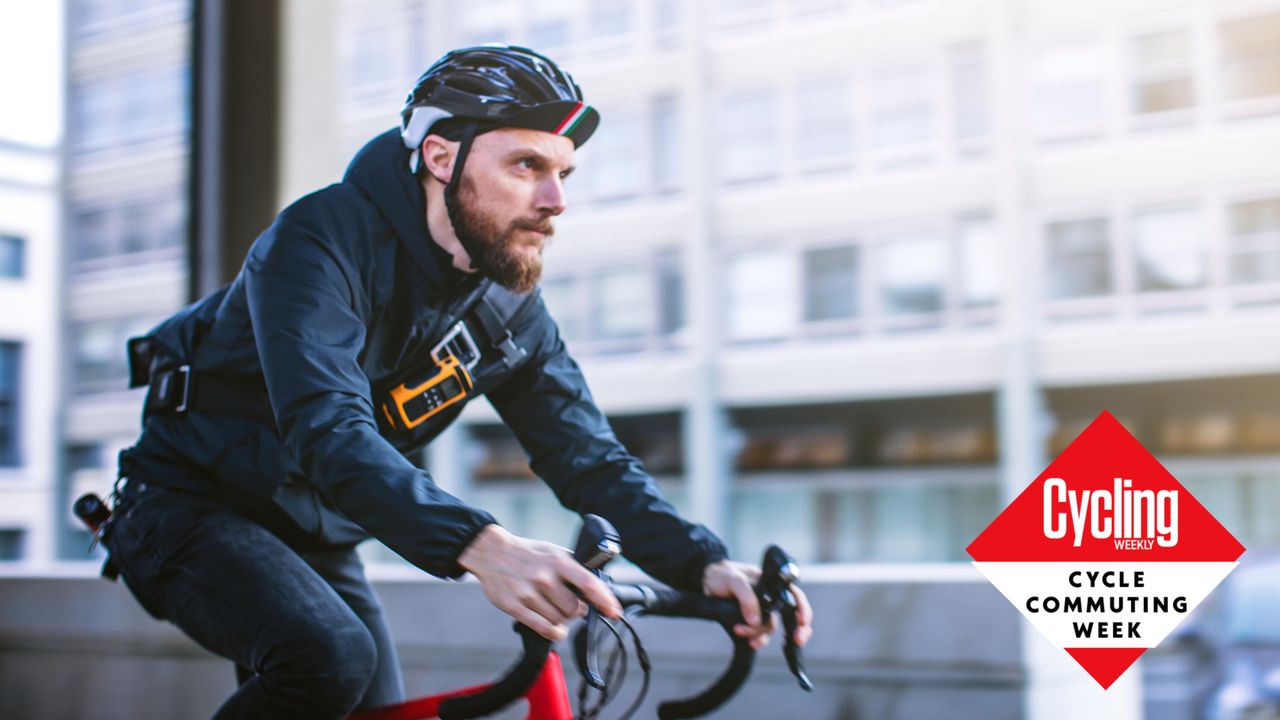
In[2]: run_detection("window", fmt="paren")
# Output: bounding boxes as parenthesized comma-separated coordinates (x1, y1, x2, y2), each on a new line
(541, 277, 583, 343)
(870, 65, 933, 150)
(718, 91, 779, 184)
(0, 343, 18, 467)
(803, 246, 858, 322)
(1046, 218, 1112, 299)
(0, 530, 24, 561)
(1032, 44, 1107, 138)
(727, 249, 797, 340)
(588, 0, 633, 39)
(0, 235, 23, 278)
(529, 0, 573, 53)
(459, 0, 515, 46)
(1229, 196, 1280, 285)
(589, 110, 643, 201)
(1218, 12, 1280, 105)
(1133, 206, 1204, 292)
(593, 267, 653, 341)
(795, 78, 854, 172)
(654, 0, 681, 44)
(958, 214, 1000, 309)
(73, 318, 156, 392)
(716, 0, 773, 28)
(652, 96, 683, 192)
(344, 20, 402, 98)
(1130, 29, 1195, 116)
(74, 69, 188, 150)
(71, 196, 185, 265)
(657, 260, 685, 338)
(951, 47, 989, 146)
(878, 234, 946, 315)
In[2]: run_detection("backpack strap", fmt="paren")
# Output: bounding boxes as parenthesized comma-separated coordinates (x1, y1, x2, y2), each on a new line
(466, 282, 537, 369)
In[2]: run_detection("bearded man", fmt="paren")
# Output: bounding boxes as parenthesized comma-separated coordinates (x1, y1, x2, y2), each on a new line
(102, 46, 811, 719)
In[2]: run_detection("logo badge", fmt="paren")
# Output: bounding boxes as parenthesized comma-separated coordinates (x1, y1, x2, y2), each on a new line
(967, 411, 1245, 689)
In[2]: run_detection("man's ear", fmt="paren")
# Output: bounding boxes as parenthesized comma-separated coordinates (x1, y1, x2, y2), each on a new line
(420, 134, 455, 185)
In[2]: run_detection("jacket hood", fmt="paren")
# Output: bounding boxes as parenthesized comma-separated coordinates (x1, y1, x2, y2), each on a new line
(343, 127, 462, 291)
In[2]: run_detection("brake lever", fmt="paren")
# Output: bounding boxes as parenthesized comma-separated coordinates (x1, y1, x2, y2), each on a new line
(759, 545, 813, 692)
(571, 515, 622, 691)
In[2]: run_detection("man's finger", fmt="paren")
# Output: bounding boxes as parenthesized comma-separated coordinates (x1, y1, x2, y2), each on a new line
(510, 606, 567, 642)
(729, 578, 762, 628)
(792, 585, 814, 647)
(559, 561, 621, 619)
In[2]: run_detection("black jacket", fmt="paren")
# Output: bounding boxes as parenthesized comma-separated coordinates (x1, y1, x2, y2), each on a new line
(126, 128, 727, 590)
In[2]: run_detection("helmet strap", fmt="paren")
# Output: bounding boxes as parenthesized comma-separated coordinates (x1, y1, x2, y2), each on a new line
(443, 121, 483, 269)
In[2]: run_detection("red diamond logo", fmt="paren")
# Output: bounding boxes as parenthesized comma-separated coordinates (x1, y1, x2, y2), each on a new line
(967, 411, 1245, 689)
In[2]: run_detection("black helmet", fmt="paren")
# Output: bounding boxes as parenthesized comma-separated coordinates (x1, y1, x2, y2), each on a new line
(400, 44, 600, 173)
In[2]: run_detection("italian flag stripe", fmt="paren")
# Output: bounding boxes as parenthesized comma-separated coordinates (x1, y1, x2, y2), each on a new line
(553, 102, 588, 136)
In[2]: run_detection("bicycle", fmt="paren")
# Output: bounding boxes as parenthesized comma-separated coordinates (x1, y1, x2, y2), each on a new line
(75, 495, 812, 719)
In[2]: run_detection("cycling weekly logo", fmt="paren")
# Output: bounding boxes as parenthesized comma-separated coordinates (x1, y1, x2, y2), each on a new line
(967, 411, 1245, 689)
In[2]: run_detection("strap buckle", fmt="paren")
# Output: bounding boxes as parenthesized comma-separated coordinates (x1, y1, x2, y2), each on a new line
(431, 322, 480, 371)
(157, 364, 192, 413)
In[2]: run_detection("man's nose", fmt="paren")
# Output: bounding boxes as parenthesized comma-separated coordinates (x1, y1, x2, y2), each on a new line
(535, 176, 567, 216)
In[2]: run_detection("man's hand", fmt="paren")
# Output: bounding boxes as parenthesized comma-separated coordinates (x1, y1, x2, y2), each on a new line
(459, 524, 622, 642)
(702, 559, 814, 651)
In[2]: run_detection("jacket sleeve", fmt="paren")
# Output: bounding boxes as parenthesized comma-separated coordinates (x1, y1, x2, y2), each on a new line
(486, 297, 728, 591)
(243, 216, 495, 579)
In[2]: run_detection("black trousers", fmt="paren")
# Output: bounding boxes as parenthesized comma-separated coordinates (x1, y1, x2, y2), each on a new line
(104, 478, 405, 719)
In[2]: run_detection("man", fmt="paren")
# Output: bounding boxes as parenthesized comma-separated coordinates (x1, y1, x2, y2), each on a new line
(104, 45, 812, 719)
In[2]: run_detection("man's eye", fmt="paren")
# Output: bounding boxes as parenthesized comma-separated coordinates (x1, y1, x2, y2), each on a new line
(517, 158, 536, 170)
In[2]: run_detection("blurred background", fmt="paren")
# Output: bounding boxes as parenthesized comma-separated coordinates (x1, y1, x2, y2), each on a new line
(2, 0, 1280, 718)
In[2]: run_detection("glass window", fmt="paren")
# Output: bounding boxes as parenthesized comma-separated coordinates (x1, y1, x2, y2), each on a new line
(1218, 12, 1280, 103)
(654, 0, 681, 44)
(833, 483, 997, 563)
(73, 318, 155, 391)
(1046, 218, 1112, 299)
(803, 246, 858, 322)
(878, 234, 946, 315)
(0, 236, 23, 278)
(1032, 44, 1106, 136)
(73, 208, 112, 262)
(345, 21, 401, 94)
(951, 47, 989, 142)
(657, 260, 685, 338)
(593, 267, 653, 340)
(870, 65, 933, 150)
(0, 530, 24, 561)
(75, 80, 116, 149)
(718, 91, 779, 183)
(959, 215, 1000, 308)
(527, 0, 573, 53)
(540, 277, 583, 343)
(732, 487, 817, 564)
(795, 78, 854, 171)
(1229, 197, 1280, 285)
(1133, 207, 1205, 291)
(459, 0, 516, 46)
(1130, 29, 1195, 114)
(652, 96, 682, 193)
(0, 343, 18, 467)
(728, 249, 796, 340)
(590, 110, 643, 201)
(588, 0, 633, 39)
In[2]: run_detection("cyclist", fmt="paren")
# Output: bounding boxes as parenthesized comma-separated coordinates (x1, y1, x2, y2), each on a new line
(103, 45, 812, 719)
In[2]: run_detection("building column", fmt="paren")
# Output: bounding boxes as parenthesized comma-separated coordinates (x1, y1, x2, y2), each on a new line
(989, 1, 1142, 716)
(681, 2, 730, 542)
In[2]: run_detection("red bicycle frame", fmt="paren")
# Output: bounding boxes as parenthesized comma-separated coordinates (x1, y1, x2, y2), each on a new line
(349, 650, 573, 720)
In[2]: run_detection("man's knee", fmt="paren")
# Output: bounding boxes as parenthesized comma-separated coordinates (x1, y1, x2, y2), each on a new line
(264, 618, 378, 714)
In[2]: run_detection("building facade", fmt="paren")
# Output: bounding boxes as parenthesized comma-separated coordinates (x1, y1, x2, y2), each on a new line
(0, 139, 60, 564)
(59, 0, 192, 559)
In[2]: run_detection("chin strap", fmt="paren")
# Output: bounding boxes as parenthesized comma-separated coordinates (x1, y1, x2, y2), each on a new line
(442, 121, 480, 263)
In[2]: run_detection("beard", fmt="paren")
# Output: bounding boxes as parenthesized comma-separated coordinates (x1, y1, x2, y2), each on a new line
(451, 175, 553, 294)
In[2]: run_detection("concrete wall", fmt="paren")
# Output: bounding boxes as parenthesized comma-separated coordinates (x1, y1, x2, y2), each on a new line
(0, 572, 1023, 719)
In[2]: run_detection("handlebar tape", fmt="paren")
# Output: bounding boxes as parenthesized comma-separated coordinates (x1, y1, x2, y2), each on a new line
(635, 587, 756, 719)
(437, 623, 551, 720)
